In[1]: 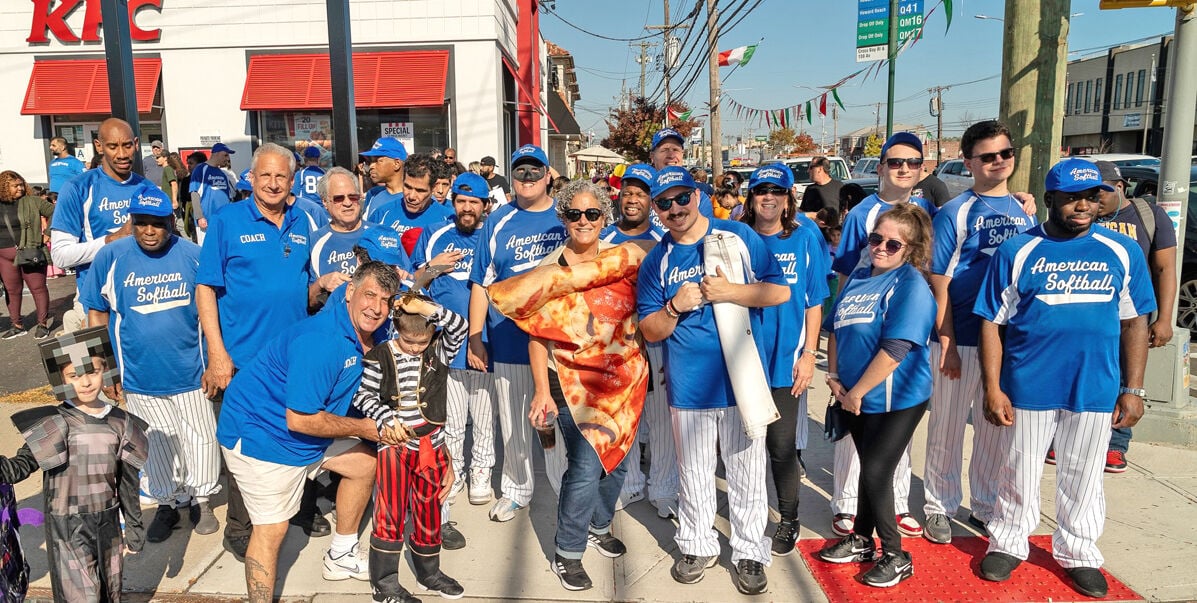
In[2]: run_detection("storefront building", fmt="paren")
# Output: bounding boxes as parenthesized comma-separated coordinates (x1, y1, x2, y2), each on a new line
(1, 0, 551, 184)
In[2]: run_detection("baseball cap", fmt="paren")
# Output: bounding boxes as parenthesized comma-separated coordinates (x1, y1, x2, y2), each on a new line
(211, 142, 235, 155)
(1093, 160, 1126, 184)
(621, 163, 657, 188)
(360, 137, 409, 160)
(129, 184, 173, 217)
(303, 146, 322, 159)
(236, 168, 253, 192)
(880, 132, 923, 158)
(1045, 158, 1115, 193)
(357, 226, 408, 267)
(451, 173, 491, 200)
(651, 128, 685, 150)
(480, 156, 497, 166)
(150, 140, 164, 149)
(749, 164, 794, 190)
(510, 144, 549, 168)
(651, 166, 697, 199)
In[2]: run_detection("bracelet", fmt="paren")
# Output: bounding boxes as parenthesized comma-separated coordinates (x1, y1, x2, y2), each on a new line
(802, 348, 818, 357)
(825, 372, 839, 382)
(664, 299, 680, 319)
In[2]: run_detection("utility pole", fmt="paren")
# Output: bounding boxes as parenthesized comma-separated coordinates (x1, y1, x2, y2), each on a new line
(1160, 4, 1196, 336)
(1142, 52, 1156, 153)
(630, 40, 654, 100)
(832, 104, 839, 155)
(886, 0, 898, 138)
(647, 1, 690, 126)
(998, 0, 1070, 216)
(706, 0, 723, 178)
(928, 85, 948, 162)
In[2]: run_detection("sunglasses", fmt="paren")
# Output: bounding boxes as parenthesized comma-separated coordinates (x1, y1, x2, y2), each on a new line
(653, 190, 694, 211)
(563, 208, 604, 223)
(867, 232, 905, 254)
(330, 193, 362, 204)
(753, 185, 789, 197)
(884, 157, 924, 169)
(512, 165, 547, 182)
(972, 147, 1016, 164)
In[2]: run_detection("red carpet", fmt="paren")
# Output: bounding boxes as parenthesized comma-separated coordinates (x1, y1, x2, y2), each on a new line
(798, 535, 1141, 602)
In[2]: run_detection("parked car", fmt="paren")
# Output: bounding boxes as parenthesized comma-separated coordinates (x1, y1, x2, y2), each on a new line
(851, 157, 879, 179)
(935, 158, 974, 199)
(1074, 153, 1160, 168)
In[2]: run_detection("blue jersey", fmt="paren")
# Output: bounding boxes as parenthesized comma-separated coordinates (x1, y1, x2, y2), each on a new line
(292, 165, 326, 202)
(79, 236, 205, 396)
(411, 221, 483, 370)
(291, 196, 330, 232)
(600, 223, 664, 244)
(636, 219, 786, 409)
(829, 263, 935, 413)
(469, 203, 567, 364)
(932, 191, 1037, 346)
(47, 156, 85, 193)
(833, 193, 936, 275)
(755, 219, 831, 388)
(189, 163, 233, 221)
(217, 298, 365, 466)
(196, 199, 314, 366)
(310, 222, 410, 277)
(363, 185, 401, 221)
(974, 225, 1155, 413)
(373, 199, 454, 245)
(50, 168, 148, 287)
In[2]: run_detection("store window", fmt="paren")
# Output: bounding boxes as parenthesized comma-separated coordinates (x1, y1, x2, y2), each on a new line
(258, 106, 448, 165)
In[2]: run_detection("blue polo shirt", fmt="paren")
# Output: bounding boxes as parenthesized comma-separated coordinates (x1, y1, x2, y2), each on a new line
(756, 218, 831, 389)
(363, 185, 402, 221)
(196, 198, 314, 366)
(833, 193, 937, 275)
(217, 297, 365, 466)
(411, 221, 483, 370)
(50, 168, 148, 287)
(292, 165, 326, 202)
(47, 155, 85, 193)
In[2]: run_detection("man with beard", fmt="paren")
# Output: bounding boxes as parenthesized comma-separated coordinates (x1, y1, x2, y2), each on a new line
(310, 167, 411, 280)
(410, 172, 495, 548)
(373, 153, 454, 255)
(479, 156, 510, 204)
(361, 138, 407, 221)
(975, 158, 1153, 599)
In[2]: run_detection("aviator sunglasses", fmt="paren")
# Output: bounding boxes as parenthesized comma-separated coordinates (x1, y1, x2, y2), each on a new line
(563, 208, 604, 222)
(867, 232, 905, 254)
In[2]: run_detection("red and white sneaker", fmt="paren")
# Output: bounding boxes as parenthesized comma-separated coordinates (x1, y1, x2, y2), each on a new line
(896, 513, 923, 537)
(1045, 449, 1057, 465)
(1105, 450, 1128, 473)
(832, 513, 855, 537)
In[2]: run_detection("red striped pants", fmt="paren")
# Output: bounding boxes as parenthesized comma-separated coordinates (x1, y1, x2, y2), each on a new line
(372, 443, 447, 551)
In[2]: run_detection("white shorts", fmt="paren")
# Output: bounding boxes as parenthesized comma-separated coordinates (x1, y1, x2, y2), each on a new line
(222, 438, 360, 525)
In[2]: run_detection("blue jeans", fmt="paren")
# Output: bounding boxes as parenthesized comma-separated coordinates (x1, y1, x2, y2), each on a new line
(1109, 426, 1132, 453)
(554, 395, 629, 558)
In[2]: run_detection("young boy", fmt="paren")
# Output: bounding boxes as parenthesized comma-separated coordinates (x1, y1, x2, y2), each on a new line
(714, 186, 744, 221)
(353, 294, 468, 602)
(10, 327, 148, 602)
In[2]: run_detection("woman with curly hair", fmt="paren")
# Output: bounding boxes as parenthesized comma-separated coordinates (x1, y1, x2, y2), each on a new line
(0, 171, 55, 339)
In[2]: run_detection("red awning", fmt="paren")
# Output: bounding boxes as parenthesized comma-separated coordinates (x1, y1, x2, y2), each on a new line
(240, 51, 450, 111)
(502, 56, 558, 133)
(22, 58, 162, 115)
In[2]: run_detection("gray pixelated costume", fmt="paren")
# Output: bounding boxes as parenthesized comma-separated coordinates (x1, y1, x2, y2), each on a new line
(10, 327, 149, 603)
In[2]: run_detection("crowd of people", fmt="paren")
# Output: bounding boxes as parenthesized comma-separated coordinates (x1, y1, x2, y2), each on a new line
(0, 116, 1165, 602)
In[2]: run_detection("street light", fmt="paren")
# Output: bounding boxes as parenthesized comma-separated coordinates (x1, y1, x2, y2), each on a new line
(975, 12, 1083, 21)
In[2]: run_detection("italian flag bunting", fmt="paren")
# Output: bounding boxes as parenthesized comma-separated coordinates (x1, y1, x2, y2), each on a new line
(717, 44, 758, 67)
(667, 106, 693, 122)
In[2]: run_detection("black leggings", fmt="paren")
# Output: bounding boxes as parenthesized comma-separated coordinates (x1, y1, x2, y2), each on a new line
(765, 387, 803, 523)
(849, 401, 927, 553)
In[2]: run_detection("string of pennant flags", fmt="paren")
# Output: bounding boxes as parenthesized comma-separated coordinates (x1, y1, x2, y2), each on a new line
(695, 0, 953, 130)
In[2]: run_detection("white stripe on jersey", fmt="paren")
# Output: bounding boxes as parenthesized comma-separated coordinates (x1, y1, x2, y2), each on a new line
(943, 195, 979, 278)
(992, 237, 1044, 325)
(310, 230, 335, 278)
(483, 210, 521, 286)
(424, 223, 455, 264)
(82, 187, 96, 240)
(1091, 231, 1138, 319)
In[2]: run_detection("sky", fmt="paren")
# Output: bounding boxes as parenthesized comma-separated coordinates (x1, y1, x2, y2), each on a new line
(541, 0, 1178, 146)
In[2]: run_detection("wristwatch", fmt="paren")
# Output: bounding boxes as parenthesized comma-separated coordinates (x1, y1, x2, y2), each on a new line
(1119, 386, 1147, 397)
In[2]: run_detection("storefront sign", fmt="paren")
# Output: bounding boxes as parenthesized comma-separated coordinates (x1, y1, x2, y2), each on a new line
(199, 135, 221, 146)
(1123, 113, 1142, 128)
(381, 122, 415, 153)
(28, 0, 162, 44)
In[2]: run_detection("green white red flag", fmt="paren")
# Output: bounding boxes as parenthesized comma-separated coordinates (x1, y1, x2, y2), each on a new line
(717, 44, 757, 67)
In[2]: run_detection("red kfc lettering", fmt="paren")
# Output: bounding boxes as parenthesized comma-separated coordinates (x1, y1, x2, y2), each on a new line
(28, 0, 162, 44)
(27, 0, 83, 43)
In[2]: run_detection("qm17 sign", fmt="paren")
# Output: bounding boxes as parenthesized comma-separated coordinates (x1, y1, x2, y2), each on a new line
(857, 0, 923, 63)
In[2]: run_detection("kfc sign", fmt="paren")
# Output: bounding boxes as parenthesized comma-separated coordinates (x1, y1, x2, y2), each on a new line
(28, 0, 162, 44)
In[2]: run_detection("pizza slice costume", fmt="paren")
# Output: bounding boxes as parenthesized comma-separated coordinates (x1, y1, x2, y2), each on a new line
(10, 327, 148, 603)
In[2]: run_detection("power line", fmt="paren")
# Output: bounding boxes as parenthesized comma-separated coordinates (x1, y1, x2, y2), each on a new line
(542, 4, 662, 42)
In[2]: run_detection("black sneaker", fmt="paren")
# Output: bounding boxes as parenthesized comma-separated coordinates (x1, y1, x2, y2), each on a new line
(586, 531, 626, 558)
(1, 327, 27, 340)
(441, 521, 466, 550)
(33, 324, 51, 340)
(967, 514, 989, 535)
(670, 554, 717, 584)
(1065, 566, 1108, 598)
(147, 505, 180, 543)
(861, 550, 914, 588)
(732, 559, 768, 595)
(818, 533, 876, 564)
(551, 554, 592, 591)
(924, 513, 952, 544)
(980, 552, 1022, 582)
(291, 510, 332, 537)
(770, 520, 799, 556)
(418, 570, 464, 599)
(373, 588, 422, 603)
(223, 534, 250, 562)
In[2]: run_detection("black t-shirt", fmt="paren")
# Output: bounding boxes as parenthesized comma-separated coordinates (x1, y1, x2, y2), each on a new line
(0, 200, 21, 248)
(486, 173, 511, 195)
(801, 179, 843, 213)
(914, 174, 951, 207)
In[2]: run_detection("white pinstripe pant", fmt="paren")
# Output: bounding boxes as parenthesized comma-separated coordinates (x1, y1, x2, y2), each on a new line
(923, 343, 1003, 520)
(831, 436, 913, 515)
(494, 362, 566, 506)
(125, 388, 221, 506)
(672, 407, 771, 565)
(444, 368, 496, 479)
(987, 408, 1111, 568)
(621, 344, 679, 501)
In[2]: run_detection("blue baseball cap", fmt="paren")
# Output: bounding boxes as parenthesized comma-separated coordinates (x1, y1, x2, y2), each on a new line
(651, 128, 685, 150)
(211, 142, 235, 155)
(1045, 158, 1115, 194)
(749, 164, 794, 190)
(510, 144, 549, 168)
(880, 132, 923, 158)
(450, 173, 491, 200)
(129, 184, 174, 217)
(650, 166, 697, 199)
(303, 146, 322, 159)
(236, 168, 253, 192)
(357, 226, 407, 267)
(360, 137, 409, 160)
(621, 163, 657, 188)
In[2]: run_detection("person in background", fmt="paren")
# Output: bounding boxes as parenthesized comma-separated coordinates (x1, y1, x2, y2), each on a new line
(361, 137, 408, 221)
(156, 152, 179, 204)
(479, 156, 511, 204)
(914, 167, 951, 208)
(801, 156, 844, 219)
(713, 186, 743, 221)
(690, 167, 714, 197)
(143, 139, 165, 186)
(0, 171, 55, 339)
(189, 143, 236, 246)
(468, 161, 482, 175)
(47, 136, 85, 202)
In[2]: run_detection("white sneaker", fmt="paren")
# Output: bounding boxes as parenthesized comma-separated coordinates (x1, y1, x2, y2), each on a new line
(468, 468, 492, 505)
(650, 497, 678, 519)
(322, 543, 369, 581)
(614, 490, 645, 511)
(446, 475, 465, 506)
(488, 497, 524, 522)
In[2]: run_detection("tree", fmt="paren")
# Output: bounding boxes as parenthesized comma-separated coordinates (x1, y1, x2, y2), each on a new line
(793, 133, 817, 154)
(863, 134, 883, 157)
(768, 127, 797, 153)
(602, 97, 698, 162)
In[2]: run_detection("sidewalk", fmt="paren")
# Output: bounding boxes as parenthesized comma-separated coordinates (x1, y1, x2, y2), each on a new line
(7, 376, 1197, 602)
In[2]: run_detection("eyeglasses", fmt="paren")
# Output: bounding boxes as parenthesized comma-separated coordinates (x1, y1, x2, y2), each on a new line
(752, 185, 789, 197)
(884, 157, 924, 169)
(867, 232, 905, 254)
(330, 193, 362, 204)
(512, 165, 547, 182)
(972, 148, 1016, 164)
(653, 190, 694, 211)
(563, 208, 604, 222)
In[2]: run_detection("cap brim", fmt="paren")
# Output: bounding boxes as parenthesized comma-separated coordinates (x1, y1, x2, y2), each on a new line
(652, 136, 685, 150)
(1052, 182, 1116, 193)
